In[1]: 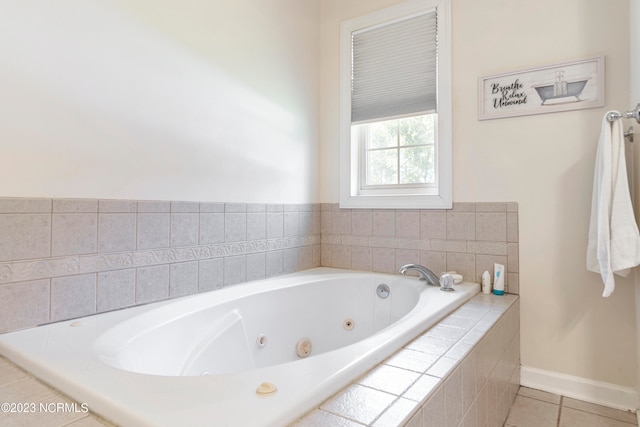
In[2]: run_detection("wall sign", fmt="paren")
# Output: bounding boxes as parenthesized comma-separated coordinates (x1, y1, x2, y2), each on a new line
(478, 56, 604, 120)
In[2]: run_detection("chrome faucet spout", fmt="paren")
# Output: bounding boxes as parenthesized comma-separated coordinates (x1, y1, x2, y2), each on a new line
(397, 263, 440, 286)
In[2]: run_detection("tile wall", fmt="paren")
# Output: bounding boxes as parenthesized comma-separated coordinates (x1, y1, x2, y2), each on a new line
(321, 202, 519, 292)
(0, 198, 519, 334)
(0, 198, 321, 333)
(292, 293, 521, 426)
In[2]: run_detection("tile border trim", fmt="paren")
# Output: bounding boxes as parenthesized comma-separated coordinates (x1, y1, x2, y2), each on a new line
(0, 235, 320, 284)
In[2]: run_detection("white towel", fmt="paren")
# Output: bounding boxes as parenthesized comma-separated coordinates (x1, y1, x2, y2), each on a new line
(587, 112, 640, 297)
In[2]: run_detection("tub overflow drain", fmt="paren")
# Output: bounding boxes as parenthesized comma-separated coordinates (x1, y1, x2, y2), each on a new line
(376, 283, 390, 299)
(296, 339, 312, 358)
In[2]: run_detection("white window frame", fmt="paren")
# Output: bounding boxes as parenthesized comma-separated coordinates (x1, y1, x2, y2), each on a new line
(339, 0, 452, 209)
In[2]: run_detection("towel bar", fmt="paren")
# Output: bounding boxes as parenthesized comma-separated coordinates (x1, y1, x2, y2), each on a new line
(606, 103, 640, 123)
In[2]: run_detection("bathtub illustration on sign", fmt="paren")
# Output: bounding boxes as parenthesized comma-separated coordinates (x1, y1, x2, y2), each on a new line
(532, 70, 590, 105)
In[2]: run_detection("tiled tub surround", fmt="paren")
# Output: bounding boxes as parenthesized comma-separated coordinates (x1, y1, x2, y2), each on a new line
(321, 203, 519, 295)
(0, 198, 321, 333)
(291, 293, 520, 427)
(0, 292, 519, 427)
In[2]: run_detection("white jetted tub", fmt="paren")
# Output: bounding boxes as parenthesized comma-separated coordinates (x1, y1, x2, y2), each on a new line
(0, 267, 479, 427)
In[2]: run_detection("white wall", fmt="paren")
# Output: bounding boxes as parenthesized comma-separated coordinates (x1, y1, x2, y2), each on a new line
(321, 0, 637, 391)
(0, 0, 320, 203)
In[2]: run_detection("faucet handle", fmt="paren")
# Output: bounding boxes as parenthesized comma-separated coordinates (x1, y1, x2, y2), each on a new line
(439, 273, 455, 292)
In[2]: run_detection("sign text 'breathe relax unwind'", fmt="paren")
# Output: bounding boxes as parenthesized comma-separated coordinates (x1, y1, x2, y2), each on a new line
(478, 56, 604, 120)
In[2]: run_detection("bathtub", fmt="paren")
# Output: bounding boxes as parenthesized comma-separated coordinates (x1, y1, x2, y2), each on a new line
(0, 267, 479, 427)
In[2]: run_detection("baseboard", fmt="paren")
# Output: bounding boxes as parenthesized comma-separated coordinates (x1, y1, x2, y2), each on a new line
(520, 366, 638, 412)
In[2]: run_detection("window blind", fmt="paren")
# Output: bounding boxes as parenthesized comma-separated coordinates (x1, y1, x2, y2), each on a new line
(351, 11, 437, 124)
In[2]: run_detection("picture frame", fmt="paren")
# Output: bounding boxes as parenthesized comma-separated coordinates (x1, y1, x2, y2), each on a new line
(478, 56, 605, 120)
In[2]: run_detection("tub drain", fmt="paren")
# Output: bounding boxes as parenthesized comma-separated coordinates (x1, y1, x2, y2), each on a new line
(296, 339, 312, 358)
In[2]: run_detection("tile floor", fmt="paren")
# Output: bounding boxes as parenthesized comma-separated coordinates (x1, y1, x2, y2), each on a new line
(505, 386, 638, 427)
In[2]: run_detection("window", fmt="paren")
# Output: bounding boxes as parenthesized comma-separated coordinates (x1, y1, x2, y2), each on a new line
(339, 0, 451, 209)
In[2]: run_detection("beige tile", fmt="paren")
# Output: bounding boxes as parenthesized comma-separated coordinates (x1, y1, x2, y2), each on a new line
(137, 213, 171, 249)
(0, 198, 51, 213)
(0, 279, 50, 332)
(427, 357, 459, 378)
(384, 348, 439, 373)
(505, 395, 559, 427)
(0, 377, 57, 402)
(446, 252, 475, 281)
(476, 212, 507, 242)
(350, 246, 372, 271)
(265, 250, 284, 278)
(507, 212, 519, 242)
(476, 202, 507, 212)
(371, 247, 395, 273)
(224, 255, 246, 285)
(198, 258, 224, 291)
(169, 261, 199, 297)
(452, 202, 476, 212)
(372, 397, 417, 427)
(467, 241, 508, 256)
(65, 415, 117, 426)
(421, 386, 445, 427)
(508, 243, 519, 273)
(331, 245, 351, 269)
(444, 365, 463, 427)
(395, 249, 419, 268)
(138, 200, 170, 213)
(53, 199, 96, 213)
(289, 410, 363, 427)
(461, 353, 477, 410)
(246, 252, 266, 281)
(396, 210, 420, 238)
(284, 211, 299, 237)
(351, 210, 372, 236)
(0, 363, 29, 386)
(562, 397, 637, 424)
(97, 269, 135, 312)
(98, 213, 136, 253)
(559, 407, 637, 427)
(224, 213, 247, 242)
(51, 274, 96, 321)
(419, 251, 447, 277)
(171, 213, 199, 247)
(172, 201, 200, 213)
(403, 374, 440, 402)
(98, 200, 136, 213)
(200, 202, 224, 213)
(0, 214, 51, 261)
(320, 384, 395, 425)
(358, 365, 420, 396)
(407, 335, 456, 357)
(446, 212, 475, 240)
(267, 212, 284, 239)
(420, 211, 446, 240)
(507, 273, 520, 294)
(517, 386, 561, 405)
(332, 209, 351, 235)
(372, 210, 395, 237)
(247, 212, 266, 240)
(52, 213, 97, 256)
(136, 265, 169, 304)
